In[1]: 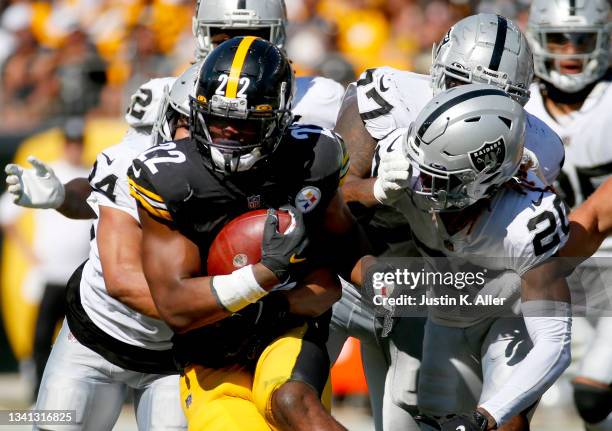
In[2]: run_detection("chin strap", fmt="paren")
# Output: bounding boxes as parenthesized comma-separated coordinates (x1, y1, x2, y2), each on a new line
(540, 78, 597, 104)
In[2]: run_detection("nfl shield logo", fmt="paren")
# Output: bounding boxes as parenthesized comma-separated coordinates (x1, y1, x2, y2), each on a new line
(468, 138, 506, 173)
(247, 195, 261, 209)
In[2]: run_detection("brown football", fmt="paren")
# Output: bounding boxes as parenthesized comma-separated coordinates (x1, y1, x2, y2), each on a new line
(207, 209, 292, 275)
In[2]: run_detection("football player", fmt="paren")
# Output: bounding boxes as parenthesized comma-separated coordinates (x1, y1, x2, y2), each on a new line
(524, 1, 612, 429)
(367, 84, 572, 431)
(6, 77, 191, 431)
(329, 13, 564, 431)
(129, 37, 360, 431)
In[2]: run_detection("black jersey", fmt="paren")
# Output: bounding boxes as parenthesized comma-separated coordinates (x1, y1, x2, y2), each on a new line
(127, 124, 348, 368)
(128, 124, 348, 258)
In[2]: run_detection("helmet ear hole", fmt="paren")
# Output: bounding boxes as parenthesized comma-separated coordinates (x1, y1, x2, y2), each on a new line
(498, 117, 513, 129)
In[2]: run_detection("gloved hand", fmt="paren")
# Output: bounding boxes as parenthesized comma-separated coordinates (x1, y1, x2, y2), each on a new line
(261, 207, 309, 283)
(439, 411, 488, 431)
(373, 151, 414, 205)
(5, 156, 65, 209)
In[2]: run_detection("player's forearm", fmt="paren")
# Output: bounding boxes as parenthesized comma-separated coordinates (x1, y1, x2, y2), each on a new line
(285, 268, 341, 317)
(479, 301, 572, 426)
(105, 268, 160, 319)
(341, 176, 379, 207)
(151, 263, 280, 333)
(560, 178, 612, 260)
(56, 178, 96, 219)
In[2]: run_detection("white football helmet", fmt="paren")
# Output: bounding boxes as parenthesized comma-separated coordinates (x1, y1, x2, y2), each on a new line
(152, 62, 201, 146)
(526, 0, 610, 93)
(192, 0, 287, 60)
(431, 14, 534, 106)
(405, 84, 526, 212)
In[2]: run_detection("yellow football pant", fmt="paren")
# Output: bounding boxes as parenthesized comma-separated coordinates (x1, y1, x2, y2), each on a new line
(180, 324, 331, 431)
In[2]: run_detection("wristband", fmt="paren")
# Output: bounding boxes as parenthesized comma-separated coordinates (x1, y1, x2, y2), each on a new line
(212, 265, 268, 313)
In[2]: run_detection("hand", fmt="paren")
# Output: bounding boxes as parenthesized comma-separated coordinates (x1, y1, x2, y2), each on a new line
(5, 156, 65, 209)
(373, 152, 413, 204)
(261, 207, 309, 283)
(439, 410, 489, 431)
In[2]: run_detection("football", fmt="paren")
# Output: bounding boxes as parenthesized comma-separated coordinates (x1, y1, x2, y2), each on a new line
(207, 209, 293, 275)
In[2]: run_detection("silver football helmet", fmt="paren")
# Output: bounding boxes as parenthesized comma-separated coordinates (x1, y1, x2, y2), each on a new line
(431, 14, 534, 106)
(526, 0, 610, 93)
(405, 84, 526, 212)
(152, 62, 201, 146)
(192, 0, 287, 60)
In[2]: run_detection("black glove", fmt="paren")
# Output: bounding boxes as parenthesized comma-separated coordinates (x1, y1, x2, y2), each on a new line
(261, 207, 309, 283)
(439, 411, 488, 431)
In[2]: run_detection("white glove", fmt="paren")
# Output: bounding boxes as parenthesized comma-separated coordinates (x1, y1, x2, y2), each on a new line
(5, 156, 65, 209)
(373, 152, 413, 205)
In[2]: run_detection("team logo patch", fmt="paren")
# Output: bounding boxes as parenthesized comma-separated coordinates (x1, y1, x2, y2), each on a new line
(468, 138, 506, 173)
(232, 253, 248, 269)
(295, 187, 321, 213)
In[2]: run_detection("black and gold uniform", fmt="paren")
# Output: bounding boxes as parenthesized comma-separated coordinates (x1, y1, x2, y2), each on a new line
(128, 37, 348, 430)
(129, 125, 347, 430)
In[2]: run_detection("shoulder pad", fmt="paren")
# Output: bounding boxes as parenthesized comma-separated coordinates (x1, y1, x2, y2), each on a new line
(355, 67, 430, 140)
(503, 186, 570, 275)
(125, 77, 176, 128)
(286, 125, 349, 185)
(293, 76, 345, 129)
(524, 113, 564, 185)
(128, 140, 192, 224)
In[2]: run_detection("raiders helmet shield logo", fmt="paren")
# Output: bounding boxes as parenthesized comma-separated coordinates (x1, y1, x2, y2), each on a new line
(468, 138, 506, 173)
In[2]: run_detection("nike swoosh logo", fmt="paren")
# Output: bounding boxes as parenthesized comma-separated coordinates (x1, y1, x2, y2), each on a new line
(386, 136, 401, 153)
(379, 76, 389, 92)
(532, 192, 543, 207)
(289, 254, 307, 264)
(101, 153, 114, 165)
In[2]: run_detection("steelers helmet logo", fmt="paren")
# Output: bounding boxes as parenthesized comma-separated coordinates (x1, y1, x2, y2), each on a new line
(468, 138, 506, 173)
(295, 186, 321, 213)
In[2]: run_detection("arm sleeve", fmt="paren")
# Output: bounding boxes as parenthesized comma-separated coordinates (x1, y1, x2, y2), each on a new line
(479, 300, 572, 426)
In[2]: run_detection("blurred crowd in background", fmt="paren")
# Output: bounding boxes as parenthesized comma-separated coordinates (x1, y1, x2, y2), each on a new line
(0, 0, 534, 134)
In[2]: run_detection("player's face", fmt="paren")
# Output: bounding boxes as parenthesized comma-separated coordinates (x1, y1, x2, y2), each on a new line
(207, 117, 262, 149)
(546, 32, 597, 74)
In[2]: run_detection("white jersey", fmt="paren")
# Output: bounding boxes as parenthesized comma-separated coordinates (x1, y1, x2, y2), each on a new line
(80, 127, 174, 350)
(381, 130, 570, 327)
(293, 76, 345, 130)
(356, 67, 565, 185)
(526, 79, 612, 255)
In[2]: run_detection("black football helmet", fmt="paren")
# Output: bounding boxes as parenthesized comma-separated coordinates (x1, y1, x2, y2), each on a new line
(190, 36, 294, 174)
